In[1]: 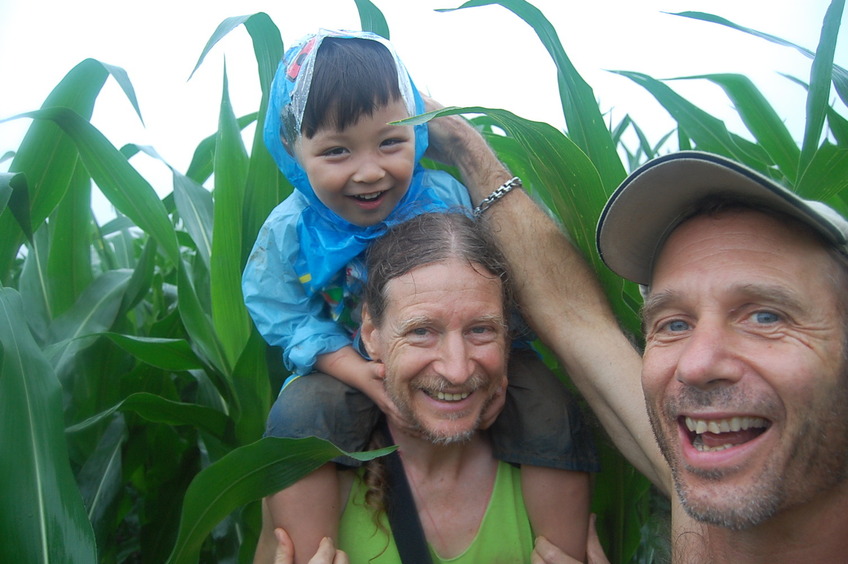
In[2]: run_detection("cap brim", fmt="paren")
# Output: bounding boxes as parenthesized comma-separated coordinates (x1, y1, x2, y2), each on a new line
(596, 151, 848, 286)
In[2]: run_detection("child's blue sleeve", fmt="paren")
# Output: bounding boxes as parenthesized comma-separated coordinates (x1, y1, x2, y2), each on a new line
(242, 203, 352, 376)
(422, 169, 473, 211)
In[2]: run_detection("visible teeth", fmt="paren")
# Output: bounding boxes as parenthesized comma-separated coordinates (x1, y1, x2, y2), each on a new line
(436, 391, 469, 402)
(685, 416, 767, 434)
(355, 192, 382, 200)
(693, 440, 734, 452)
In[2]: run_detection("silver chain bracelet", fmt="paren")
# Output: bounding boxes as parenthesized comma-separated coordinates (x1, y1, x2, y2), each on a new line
(473, 177, 523, 217)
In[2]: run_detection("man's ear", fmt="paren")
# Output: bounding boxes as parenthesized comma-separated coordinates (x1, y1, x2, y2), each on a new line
(360, 305, 381, 361)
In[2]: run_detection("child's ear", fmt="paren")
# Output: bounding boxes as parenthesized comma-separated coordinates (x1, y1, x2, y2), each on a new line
(360, 305, 381, 360)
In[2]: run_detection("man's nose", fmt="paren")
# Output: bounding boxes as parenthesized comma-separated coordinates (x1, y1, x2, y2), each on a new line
(434, 333, 475, 385)
(674, 321, 744, 389)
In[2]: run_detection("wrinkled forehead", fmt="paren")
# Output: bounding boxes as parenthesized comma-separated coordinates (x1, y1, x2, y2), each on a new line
(646, 207, 845, 301)
(381, 261, 506, 319)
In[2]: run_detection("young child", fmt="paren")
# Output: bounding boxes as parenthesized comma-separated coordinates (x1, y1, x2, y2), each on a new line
(243, 30, 598, 563)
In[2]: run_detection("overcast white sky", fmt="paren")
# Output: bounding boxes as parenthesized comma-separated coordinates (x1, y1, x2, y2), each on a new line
(0, 0, 845, 200)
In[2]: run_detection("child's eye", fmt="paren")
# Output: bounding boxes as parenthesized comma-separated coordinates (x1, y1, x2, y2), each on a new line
(322, 147, 348, 157)
(381, 138, 404, 147)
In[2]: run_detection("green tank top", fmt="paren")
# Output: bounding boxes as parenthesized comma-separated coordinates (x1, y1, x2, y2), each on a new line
(337, 461, 534, 563)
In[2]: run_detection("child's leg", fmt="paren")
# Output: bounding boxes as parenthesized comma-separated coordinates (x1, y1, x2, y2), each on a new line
(263, 464, 340, 564)
(521, 465, 591, 559)
(490, 349, 599, 559)
(261, 373, 379, 564)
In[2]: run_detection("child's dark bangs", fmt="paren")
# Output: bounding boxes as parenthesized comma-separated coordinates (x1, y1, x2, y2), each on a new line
(302, 38, 403, 137)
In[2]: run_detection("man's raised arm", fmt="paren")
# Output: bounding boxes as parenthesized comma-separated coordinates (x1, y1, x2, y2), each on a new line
(426, 105, 670, 492)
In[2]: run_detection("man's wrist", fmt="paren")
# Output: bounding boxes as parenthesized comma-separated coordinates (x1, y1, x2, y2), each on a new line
(473, 177, 523, 217)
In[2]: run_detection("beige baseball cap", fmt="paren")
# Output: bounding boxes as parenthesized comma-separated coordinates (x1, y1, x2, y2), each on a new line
(596, 151, 848, 286)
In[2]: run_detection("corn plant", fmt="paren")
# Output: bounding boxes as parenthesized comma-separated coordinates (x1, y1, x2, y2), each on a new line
(0, 0, 844, 562)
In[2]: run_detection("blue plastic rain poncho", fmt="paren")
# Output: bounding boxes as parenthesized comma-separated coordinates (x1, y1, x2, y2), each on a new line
(242, 30, 471, 376)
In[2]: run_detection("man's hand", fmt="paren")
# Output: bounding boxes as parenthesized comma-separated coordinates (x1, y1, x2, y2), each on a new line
(531, 514, 609, 564)
(274, 528, 349, 564)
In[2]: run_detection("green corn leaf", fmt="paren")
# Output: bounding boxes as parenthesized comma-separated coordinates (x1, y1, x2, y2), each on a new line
(0, 288, 97, 563)
(242, 116, 291, 261)
(190, 12, 286, 259)
(796, 143, 848, 201)
(245, 13, 285, 92)
(178, 259, 230, 376)
(801, 0, 844, 169)
(67, 392, 232, 443)
(1, 59, 144, 280)
(612, 70, 758, 164)
(185, 132, 217, 185)
(45, 270, 132, 380)
(354, 0, 391, 38)
(408, 107, 604, 254)
(591, 444, 653, 563)
(0, 171, 29, 239)
(187, 116, 258, 186)
(97, 61, 145, 124)
(230, 329, 273, 445)
(122, 236, 158, 314)
(671, 8, 848, 107)
(0, 60, 101, 278)
(77, 416, 126, 550)
(173, 170, 214, 271)
(102, 333, 205, 371)
(441, 0, 626, 191)
(17, 228, 52, 341)
(0, 173, 11, 215)
(190, 15, 257, 79)
(166, 437, 395, 564)
(828, 106, 848, 145)
(190, 12, 282, 86)
(676, 73, 800, 183)
(47, 163, 94, 316)
(47, 270, 132, 344)
(189, 11, 286, 260)
(13, 107, 181, 265)
(211, 67, 252, 370)
(238, 14, 287, 262)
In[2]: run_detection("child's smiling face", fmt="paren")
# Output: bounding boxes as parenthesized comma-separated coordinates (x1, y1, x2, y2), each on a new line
(294, 98, 415, 227)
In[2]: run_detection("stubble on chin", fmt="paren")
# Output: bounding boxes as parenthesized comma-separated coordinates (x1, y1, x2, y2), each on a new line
(386, 375, 498, 445)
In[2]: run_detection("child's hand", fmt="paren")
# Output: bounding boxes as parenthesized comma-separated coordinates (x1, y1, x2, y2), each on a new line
(363, 360, 425, 438)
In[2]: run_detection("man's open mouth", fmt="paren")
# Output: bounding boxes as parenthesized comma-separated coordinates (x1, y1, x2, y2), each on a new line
(423, 390, 470, 402)
(683, 416, 769, 452)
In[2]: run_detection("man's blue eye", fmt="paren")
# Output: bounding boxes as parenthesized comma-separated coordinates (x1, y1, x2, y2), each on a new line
(666, 320, 689, 332)
(753, 311, 780, 324)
